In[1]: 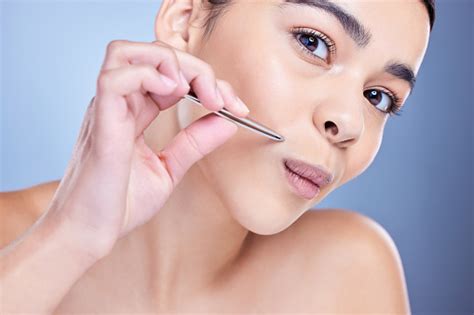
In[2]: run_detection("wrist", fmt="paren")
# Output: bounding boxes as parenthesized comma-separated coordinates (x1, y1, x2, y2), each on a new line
(43, 208, 117, 263)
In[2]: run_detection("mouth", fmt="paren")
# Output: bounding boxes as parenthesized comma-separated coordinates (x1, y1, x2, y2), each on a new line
(282, 158, 333, 200)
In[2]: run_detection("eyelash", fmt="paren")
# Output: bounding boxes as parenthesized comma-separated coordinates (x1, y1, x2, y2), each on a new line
(290, 27, 403, 117)
(375, 88, 404, 117)
(290, 27, 336, 62)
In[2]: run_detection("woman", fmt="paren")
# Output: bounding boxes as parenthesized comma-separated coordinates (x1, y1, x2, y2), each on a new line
(1, 0, 435, 313)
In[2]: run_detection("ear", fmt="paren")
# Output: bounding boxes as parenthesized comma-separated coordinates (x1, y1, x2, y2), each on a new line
(154, 0, 205, 51)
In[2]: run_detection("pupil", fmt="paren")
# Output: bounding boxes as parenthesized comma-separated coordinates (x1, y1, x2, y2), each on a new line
(365, 90, 381, 105)
(301, 34, 318, 50)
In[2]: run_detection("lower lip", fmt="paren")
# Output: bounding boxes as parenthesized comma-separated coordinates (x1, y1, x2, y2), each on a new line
(283, 162, 320, 200)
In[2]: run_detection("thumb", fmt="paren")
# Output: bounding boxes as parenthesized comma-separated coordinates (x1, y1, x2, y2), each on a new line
(158, 113, 238, 186)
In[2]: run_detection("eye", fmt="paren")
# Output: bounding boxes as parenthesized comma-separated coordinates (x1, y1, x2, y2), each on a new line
(291, 27, 335, 63)
(363, 89, 403, 116)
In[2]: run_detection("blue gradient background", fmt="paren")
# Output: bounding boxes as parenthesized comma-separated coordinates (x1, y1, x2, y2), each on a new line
(1, 1, 472, 314)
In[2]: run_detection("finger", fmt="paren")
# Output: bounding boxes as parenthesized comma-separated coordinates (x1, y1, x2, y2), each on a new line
(101, 40, 183, 91)
(157, 113, 238, 187)
(96, 64, 178, 99)
(125, 92, 146, 119)
(156, 50, 224, 112)
(125, 91, 162, 138)
(134, 93, 161, 138)
(99, 40, 225, 113)
(215, 79, 250, 117)
(92, 65, 178, 158)
(145, 70, 190, 110)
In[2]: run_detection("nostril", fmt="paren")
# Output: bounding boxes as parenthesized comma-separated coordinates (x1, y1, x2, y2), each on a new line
(325, 121, 338, 136)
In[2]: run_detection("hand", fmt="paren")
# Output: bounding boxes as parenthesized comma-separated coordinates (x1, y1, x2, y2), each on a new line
(47, 39, 250, 258)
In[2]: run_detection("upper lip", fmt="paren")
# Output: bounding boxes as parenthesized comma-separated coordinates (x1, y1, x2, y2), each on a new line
(283, 158, 333, 188)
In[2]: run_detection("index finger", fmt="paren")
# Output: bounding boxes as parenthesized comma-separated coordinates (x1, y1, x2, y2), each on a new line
(101, 40, 225, 112)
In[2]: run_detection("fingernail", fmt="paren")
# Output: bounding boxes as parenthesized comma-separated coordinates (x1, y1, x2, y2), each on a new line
(234, 96, 250, 114)
(160, 75, 178, 88)
(179, 71, 189, 88)
(215, 86, 225, 107)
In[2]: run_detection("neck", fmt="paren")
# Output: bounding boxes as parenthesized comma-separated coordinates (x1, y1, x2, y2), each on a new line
(138, 102, 253, 303)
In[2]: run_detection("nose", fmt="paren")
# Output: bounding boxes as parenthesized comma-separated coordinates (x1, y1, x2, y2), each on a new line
(312, 84, 365, 148)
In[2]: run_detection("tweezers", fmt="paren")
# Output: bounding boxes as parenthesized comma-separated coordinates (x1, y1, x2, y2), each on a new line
(182, 91, 285, 142)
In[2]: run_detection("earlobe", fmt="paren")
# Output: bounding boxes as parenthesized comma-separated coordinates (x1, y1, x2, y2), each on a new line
(154, 0, 203, 51)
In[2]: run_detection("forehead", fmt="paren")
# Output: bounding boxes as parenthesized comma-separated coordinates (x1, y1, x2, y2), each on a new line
(343, 1, 429, 67)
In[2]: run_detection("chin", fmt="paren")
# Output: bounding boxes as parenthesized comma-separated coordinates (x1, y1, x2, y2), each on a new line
(197, 129, 324, 235)
(235, 207, 305, 236)
(222, 187, 307, 236)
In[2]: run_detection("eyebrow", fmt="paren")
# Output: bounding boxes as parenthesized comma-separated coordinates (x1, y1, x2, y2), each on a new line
(385, 61, 417, 91)
(280, 0, 417, 91)
(281, 0, 372, 47)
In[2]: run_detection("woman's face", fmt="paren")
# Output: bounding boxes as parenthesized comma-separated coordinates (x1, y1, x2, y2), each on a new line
(165, 0, 430, 235)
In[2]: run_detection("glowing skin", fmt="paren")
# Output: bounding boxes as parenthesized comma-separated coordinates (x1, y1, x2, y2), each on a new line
(4, 0, 430, 313)
(137, 0, 428, 309)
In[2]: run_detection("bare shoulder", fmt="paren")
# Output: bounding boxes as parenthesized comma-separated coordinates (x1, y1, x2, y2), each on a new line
(0, 180, 61, 249)
(294, 208, 411, 313)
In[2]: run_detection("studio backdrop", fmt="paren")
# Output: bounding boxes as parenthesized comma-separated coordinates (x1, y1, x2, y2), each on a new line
(1, 1, 472, 314)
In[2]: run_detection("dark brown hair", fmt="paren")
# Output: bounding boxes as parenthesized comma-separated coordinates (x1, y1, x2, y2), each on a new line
(200, 0, 436, 41)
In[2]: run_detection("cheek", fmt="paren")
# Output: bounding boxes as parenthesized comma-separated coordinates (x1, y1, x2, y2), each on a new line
(195, 12, 300, 129)
(233, 53, 295, 124)
(188, 34, 313, 234)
